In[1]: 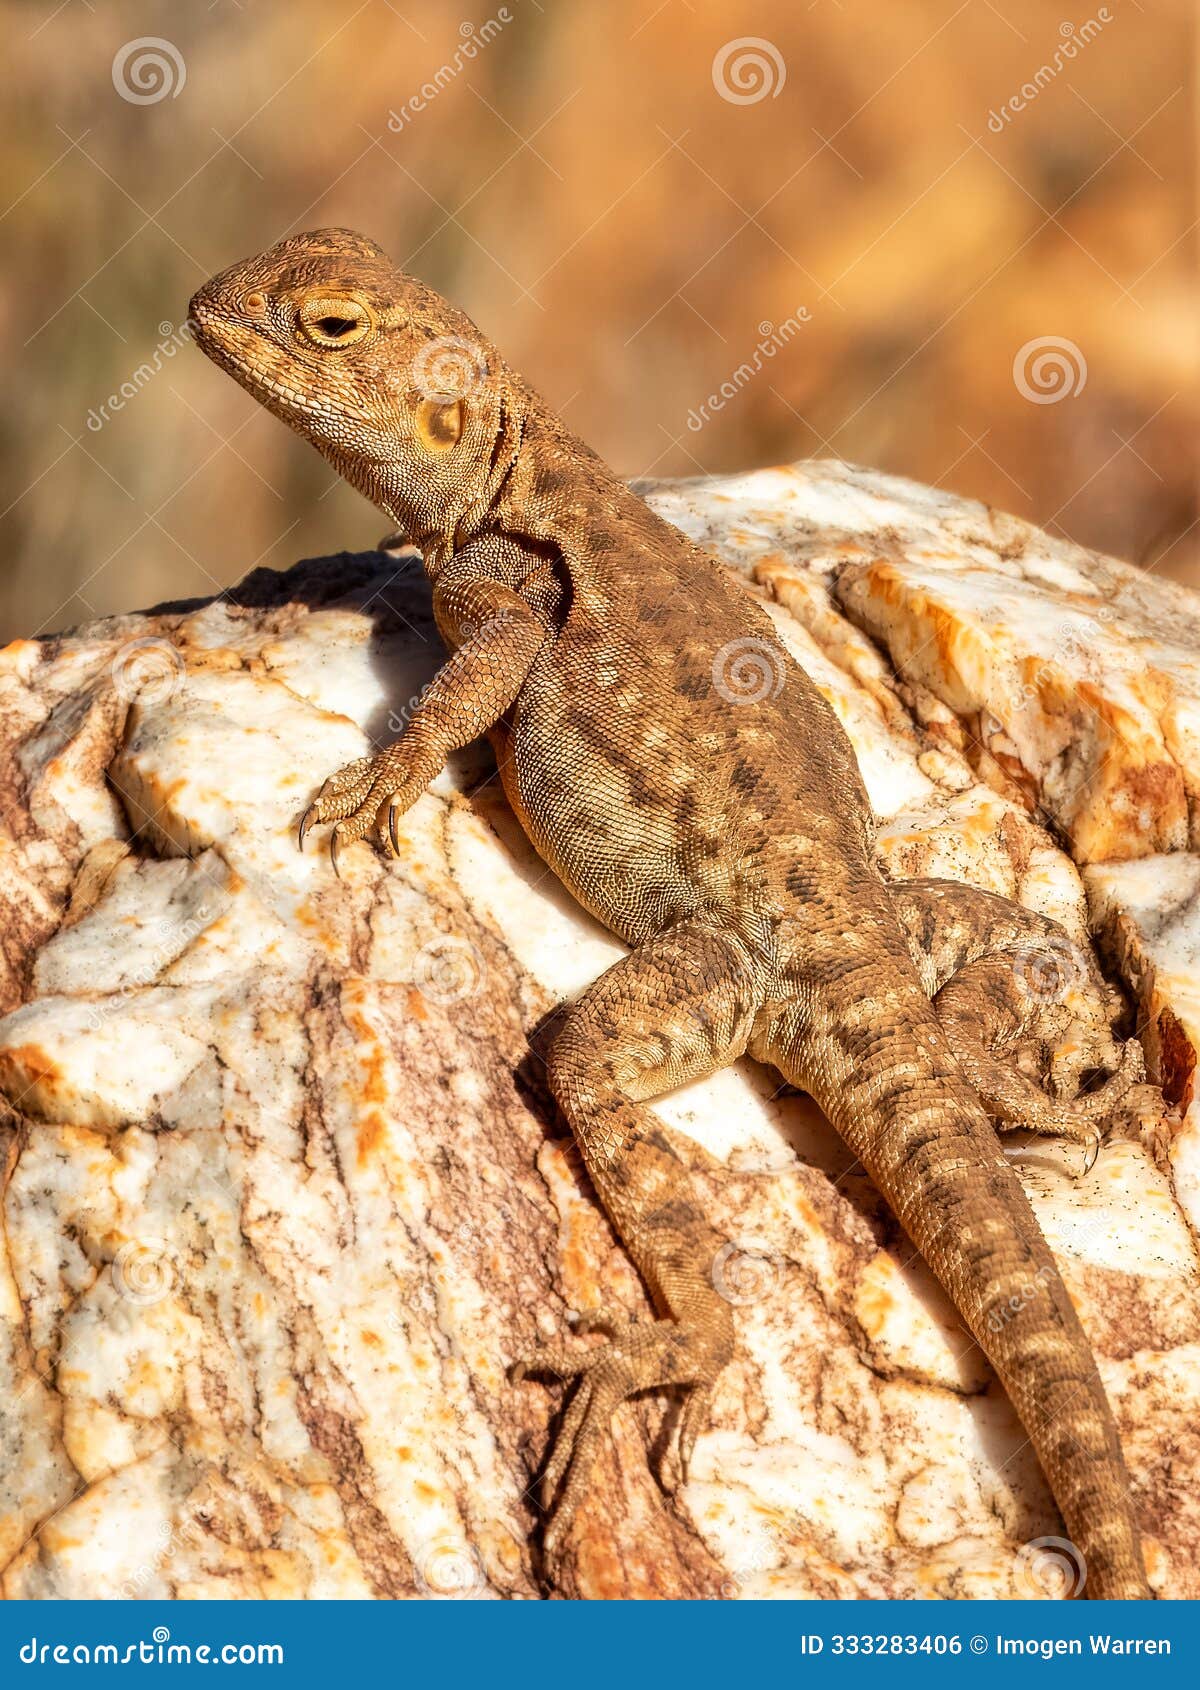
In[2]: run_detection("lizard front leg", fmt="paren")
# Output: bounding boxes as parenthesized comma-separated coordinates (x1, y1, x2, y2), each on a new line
(300, 564, 546, 869)
(514, 917, 761, 1565)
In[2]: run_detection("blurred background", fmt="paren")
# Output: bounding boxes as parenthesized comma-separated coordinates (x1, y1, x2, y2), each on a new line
(1, 0, 1195, 638)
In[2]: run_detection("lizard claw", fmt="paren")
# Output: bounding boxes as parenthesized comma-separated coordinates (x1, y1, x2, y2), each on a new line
(1077, 1126, 1103, 1180)
(329, 825, 346, 880)
(298, 804, 318, 853)
(387, 799, 402, 859)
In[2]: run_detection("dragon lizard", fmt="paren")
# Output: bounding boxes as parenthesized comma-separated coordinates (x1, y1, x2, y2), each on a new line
(190, 229, 1151, 1599)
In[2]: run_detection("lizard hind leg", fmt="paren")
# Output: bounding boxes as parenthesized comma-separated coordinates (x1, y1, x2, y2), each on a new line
(890, 878, 1143, 1160)
(934, 957, 1145, 1165)
(512, 917, 762, 1568)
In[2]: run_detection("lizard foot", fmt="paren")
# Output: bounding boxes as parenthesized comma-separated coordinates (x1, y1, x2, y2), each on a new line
(511, 1305, 731, 1566)
(298, 747, 434, 872)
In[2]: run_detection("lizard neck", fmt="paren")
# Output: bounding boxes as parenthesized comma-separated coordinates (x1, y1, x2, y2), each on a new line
(406, 377, 633, 579)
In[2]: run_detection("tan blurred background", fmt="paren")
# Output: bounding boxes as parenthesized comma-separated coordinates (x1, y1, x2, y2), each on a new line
(1, 0, 1195, 638)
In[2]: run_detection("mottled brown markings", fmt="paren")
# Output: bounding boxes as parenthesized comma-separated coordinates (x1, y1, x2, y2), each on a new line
(193, 229, 1153, 1599)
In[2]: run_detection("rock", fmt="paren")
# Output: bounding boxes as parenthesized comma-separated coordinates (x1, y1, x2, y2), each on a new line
(0, 461, 1197, 1600)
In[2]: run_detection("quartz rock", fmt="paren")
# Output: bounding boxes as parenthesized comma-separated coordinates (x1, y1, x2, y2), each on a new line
(1, 463, 1197, 1600)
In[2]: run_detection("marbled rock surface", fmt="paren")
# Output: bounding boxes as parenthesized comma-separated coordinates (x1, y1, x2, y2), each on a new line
(1, 461, 1198, 1601)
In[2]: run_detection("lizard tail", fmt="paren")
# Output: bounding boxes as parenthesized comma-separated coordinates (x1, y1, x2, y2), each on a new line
(762, 945, 1151, 1600)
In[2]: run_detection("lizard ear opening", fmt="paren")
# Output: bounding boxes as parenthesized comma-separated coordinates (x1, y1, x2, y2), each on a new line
(416, 397, 464, 452)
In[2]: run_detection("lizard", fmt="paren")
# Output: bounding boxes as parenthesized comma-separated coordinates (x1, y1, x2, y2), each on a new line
(188, 228, 1151, 1599)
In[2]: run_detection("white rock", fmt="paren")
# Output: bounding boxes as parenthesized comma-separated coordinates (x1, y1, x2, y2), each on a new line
(0, 468, 1196, 1600)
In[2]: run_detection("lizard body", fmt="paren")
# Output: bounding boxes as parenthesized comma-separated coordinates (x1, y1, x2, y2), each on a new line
(190, 230, 1150, 1598)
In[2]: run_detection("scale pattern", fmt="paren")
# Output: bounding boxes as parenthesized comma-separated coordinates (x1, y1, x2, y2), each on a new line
(190, 229, 1150, 1597)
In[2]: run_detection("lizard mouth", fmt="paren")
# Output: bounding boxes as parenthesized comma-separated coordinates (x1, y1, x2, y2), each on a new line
(189, 301, 318, 421)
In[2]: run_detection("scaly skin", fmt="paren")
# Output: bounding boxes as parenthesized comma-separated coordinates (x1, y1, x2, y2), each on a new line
(892, 879, 1145, 1163)
(190, 230, 1151, 1598)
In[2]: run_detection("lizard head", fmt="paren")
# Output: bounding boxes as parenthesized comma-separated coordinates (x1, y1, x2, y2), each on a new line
(189, 228, 509, 539)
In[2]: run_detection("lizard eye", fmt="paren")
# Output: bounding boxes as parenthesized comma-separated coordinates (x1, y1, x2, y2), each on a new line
(297, 296, 373, 349)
